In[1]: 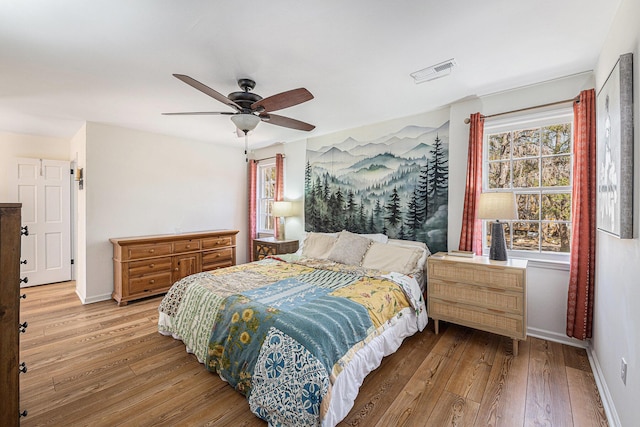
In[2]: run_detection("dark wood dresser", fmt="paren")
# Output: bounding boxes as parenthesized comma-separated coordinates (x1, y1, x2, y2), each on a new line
(0, 203, 28, 424)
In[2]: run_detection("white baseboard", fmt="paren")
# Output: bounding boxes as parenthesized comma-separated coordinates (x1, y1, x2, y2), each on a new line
(587, 345, 621, 427)
(75, 289, 112, 304)
(527, 327, 588, 348)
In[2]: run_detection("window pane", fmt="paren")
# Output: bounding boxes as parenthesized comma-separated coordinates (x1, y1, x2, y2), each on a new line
(488, 161, 511, 188)
(542, 223, 571, 252)
(541, 155, 570, 187)
(516, 193, 540, 220)
(542, 193, 571, 221)
(542, 124, 571, 155)
(488, 133, 511, 160)
(512, 159, 539, 187)
(512, 129, 540, 158)
(512, 221, 540, 251)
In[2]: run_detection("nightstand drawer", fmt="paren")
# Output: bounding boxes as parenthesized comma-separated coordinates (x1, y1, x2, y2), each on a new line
(429, 279, 523, 314)
(429, 260, 524, 291)
(429, 298, 525, 339)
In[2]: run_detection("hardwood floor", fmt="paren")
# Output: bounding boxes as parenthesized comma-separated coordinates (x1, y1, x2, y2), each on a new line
(19, 281, 607, 426)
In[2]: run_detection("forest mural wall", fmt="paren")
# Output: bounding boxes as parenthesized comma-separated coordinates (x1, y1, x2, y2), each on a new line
(304, 120, 449, 253)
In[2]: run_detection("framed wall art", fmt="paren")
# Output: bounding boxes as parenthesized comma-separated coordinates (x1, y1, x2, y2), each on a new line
(596, 52, 634, 239)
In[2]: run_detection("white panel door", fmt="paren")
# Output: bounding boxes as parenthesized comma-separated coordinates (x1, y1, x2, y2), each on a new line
(16, 158, 71, 286)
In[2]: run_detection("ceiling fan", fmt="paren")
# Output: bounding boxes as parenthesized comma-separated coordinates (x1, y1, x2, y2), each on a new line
(164, 74, 315, 134)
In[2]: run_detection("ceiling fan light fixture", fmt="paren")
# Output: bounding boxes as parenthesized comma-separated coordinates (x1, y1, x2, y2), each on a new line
(231, 113, 260, 133)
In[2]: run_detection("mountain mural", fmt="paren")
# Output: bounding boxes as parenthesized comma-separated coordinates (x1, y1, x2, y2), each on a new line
(304, 121, 449, 253)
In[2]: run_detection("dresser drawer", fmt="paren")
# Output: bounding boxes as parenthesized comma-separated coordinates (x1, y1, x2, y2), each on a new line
(202, 248, 234, 270)
(202, 236, 234, 250)
(429, 298, 525, 339)
(429, 260, 524, 291)
(128, 258, 172, 277)
(126, 243, 172, 260)
(173, 239, 201, 253)
(129, 271, 173, 294)
(429, 279, 523, 314)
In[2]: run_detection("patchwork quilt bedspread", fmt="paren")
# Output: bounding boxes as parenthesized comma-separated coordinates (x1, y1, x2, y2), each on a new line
(158, 257, 427, 426)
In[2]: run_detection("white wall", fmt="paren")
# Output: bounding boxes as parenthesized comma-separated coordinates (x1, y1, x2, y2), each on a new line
(0, 131, 70, 200)
(70, 125, 87, 301)
(78, 122, 248, 303)
(591, 0, 640, 425)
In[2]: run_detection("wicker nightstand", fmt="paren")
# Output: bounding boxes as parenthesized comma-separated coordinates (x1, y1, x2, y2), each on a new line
(427, 252, 528, 356)
(253, 237, 299, 261)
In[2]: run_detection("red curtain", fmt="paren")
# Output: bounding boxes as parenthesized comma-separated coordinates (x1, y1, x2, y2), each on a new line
(274, 154, 284, 239)
(459, 113, 485, 255)
(567, 89, 596, 340)
(248, 160, 257, 261)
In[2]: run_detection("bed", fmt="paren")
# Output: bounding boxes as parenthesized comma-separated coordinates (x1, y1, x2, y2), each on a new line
(158, 230, 430, 426)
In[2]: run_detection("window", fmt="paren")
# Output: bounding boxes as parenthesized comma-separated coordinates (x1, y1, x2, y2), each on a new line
(483, 109, 573, 261)
(257, 161, 276, 234)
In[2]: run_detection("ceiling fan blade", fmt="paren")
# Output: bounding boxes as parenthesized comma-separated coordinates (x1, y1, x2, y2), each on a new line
(162, 111, 235, 116)
(173, 74, 241, 111)
(252, 88, 313, 112)
(260, 113, 315, 131)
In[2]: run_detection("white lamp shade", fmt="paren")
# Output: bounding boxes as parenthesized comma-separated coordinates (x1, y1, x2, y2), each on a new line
(272, 201, 293, 217)
(230, 113, 260, 132)
(477, 192, 517, 220)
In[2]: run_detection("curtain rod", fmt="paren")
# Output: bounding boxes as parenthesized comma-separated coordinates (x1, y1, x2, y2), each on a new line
(464, 97, 579, 124)
(252, 154, 285, 163)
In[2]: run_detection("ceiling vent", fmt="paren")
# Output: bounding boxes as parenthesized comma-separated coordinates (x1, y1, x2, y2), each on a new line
(410, 59, 456, 84)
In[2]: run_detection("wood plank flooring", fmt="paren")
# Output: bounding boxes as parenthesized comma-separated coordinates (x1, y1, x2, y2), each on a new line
(18, 281, 607, 426)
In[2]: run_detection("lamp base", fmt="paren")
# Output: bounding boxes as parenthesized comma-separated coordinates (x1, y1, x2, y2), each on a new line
(276, 217, 285, 241)
(489, 221, 508, 261)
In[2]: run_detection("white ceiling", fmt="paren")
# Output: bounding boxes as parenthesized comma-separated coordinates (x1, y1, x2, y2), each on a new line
(0, 0, 620, 149)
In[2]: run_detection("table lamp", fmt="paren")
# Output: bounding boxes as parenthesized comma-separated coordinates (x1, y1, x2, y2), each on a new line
(272, 201, 293, 240)
(477, 192, 516, 261)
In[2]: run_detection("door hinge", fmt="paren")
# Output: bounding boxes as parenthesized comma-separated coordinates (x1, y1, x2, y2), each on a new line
(71, 259, 74, 265)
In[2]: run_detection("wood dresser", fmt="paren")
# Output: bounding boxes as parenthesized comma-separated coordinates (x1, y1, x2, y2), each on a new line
(0, 203, 27, 424)
(427, 252, 528, 356)
(111, 230, 238, 306)
(253, 237, 299, 261)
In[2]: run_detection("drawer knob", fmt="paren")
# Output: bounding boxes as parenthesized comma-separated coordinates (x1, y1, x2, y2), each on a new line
(20, 410, 28, 418)
(20, 277, 29, 284)
(19, 321, 28, 333)
(149, 249, 155, 253)
(174, 267, 179, 271)
(19, 362, 27, 374)
(21, 225, 29, 236)
(186, 245, 191, 249)
(217, 253, 221, 257)
(149, 264, 155, 268)
(149, 279, 155, 284)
